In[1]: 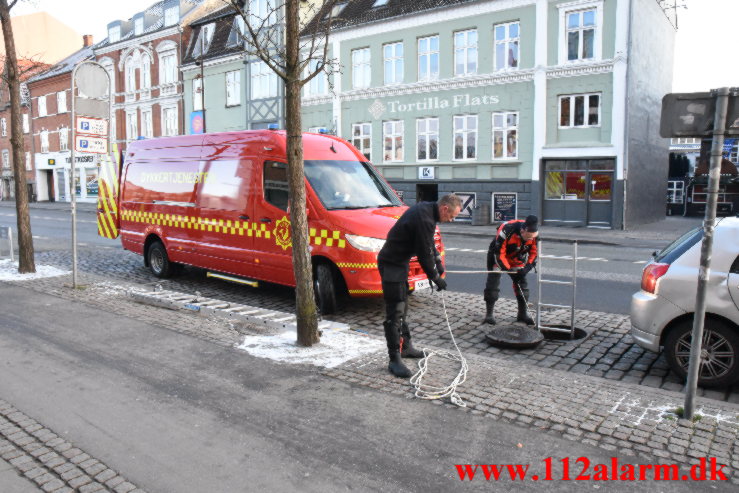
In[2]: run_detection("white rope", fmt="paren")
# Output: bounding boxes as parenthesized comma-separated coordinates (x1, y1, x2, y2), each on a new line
(409, 291, 469, 407)
(444, 269, 519, 274)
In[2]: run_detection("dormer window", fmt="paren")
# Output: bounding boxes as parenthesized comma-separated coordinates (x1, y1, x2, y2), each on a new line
(373, 0, 388, 7)
(109, 26, 120, 43)
(192, 23, 216, 58)
(164, 6, 179, 26)
(226, 16, 245, 47)
(134, 17, 144, 35)
(325, 2, 346, 18)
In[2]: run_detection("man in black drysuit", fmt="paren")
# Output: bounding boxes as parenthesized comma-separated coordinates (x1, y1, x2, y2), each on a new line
(377, 194, 462, 378)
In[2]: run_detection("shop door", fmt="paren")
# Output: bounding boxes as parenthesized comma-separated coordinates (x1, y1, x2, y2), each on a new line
(586, 172, 613, 228)
(542, 160, 587, 227)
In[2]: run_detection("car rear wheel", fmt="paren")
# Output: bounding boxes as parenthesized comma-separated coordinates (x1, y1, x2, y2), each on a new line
(664, 319, 739, 388)
(314, 263, 338, 315)
(148, 241, 174, 279)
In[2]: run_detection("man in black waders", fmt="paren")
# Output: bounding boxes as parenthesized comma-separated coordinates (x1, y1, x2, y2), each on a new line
(483, 215, 539, 326)
(377, 194, 463, 378)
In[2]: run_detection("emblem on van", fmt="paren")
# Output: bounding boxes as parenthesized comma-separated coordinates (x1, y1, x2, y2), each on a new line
(274, 216, 292, 250)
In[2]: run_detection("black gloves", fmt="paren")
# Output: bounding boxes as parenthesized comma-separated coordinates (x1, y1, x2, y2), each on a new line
(431, 275, 447, 291)
(520, 263, 534, 276)
(435, 252, 444, 276)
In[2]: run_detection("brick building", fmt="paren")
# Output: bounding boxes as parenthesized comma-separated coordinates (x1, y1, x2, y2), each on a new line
(92, 0, 211, 153)
(0, 61, 50, 201)
(27, 39, 96, 202)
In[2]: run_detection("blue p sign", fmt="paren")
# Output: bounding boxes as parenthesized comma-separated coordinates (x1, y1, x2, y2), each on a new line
(80, 140, 88, 148)
(81, 121, 90, 131)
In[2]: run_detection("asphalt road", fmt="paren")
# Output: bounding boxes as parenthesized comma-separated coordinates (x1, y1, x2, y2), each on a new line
(0, 206, 656, 315)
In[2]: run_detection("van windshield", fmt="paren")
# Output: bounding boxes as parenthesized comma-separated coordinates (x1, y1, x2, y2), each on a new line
(305, 160, 403, 210)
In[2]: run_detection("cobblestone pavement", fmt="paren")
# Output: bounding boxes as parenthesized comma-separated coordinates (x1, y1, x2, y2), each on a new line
(35, 247, 739, 403)
(7, 269, 739, 487)
(0, 400, 144, 493)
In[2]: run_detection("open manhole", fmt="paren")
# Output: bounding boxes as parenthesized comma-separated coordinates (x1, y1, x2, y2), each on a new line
(540, 324, 589, 341)
(485, 324, 544, 349)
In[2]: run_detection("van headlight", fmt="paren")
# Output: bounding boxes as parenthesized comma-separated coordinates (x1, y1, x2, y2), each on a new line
(345, 234, 386, 252)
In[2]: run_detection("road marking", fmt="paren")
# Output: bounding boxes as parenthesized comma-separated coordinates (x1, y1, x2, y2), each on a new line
(32, 235, 50, 240)
(633, 260, 648, 264)
(446, 247, 609, 262)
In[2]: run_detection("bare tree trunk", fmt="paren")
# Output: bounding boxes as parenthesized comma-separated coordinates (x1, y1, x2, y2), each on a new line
(0, 0, 34, 273)
(285, 0, 318, 346)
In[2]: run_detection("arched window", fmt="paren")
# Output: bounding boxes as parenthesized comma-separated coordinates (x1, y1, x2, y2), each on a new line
(141, 53, 151, 90)
(125, 55, 137, 93)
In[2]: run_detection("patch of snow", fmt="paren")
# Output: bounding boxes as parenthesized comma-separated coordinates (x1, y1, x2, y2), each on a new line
(236, 329, 383, 368)
(0, 259, 69, 281)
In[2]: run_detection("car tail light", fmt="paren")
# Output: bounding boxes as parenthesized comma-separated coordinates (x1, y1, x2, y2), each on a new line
(641, 263, 669, 294)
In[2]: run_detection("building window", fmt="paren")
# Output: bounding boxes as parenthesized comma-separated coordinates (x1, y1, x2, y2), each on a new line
(250, 61, 278, 99)
(226, 70, 241, 106)
(250, 0, 279, 27)
(108, 25, 121, 43)
(134, 17, 144, 35)
(126, 111, 138, 141)
(671, 137, 699, 145)
(22, 113, 29, 133)
(418, 35, 439, 82)
(192, 78, 203, 111)
(1, 118, 5, 137)
(141, 53, 152, 91)
(453, 115, 477, 160)
(25, 152, 31, 171)
(59, 127, 68, 151)
(40, 130, 49, 152)
(141, 108, 153, 138)
(38, 95, 47, 117)
(164, 6, 179, 27)
(305, 59, 327, 97)
(351, 123, 371, 161)
(454, 29, 477, 77)
(559, 93, 600, 127)
(2, 150, 8, 168)
(494, 21, 519, 71)
(57, 91, 67, 113)
(352, 48, 371, 89)
(125, 57, 137, 93)
(383, 120, 403, 162)
(492, 112, 518, 159)
(162, 106, 178, 136)
(565, 7, 598, 62)
(383, 42, 403, 85)
(730, 142, 738, 163)
(192, 23, 216, 58)
(416, 117, 438, 161)
(227, 16, 245, 48)
(160, 52, 177, 86)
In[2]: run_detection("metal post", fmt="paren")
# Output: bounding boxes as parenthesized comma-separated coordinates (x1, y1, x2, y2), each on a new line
(70, 68, 78, 288)
(8, 226, 13, 262)
(536, 240, 542, 330)
(200, 32, 206, 133)
(684, 87, 730, 420)
(571, 240, 578, 339)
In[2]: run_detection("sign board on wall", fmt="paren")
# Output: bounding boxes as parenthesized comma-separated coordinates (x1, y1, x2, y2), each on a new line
(75, 116, 107, 136)
(492, 192, 517, 222)
(418, 166, 435, 180)
(454, 193, 476, 220)
(74, 135, 107, 154)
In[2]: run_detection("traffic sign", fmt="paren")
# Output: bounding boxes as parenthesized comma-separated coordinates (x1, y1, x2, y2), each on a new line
(75, 134, 108, 154)
(661, 90, 739, 137)
(76, 116, 107, 137)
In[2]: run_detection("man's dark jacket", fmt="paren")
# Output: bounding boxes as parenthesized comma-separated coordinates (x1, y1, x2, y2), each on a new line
(378, 201, 440, 282)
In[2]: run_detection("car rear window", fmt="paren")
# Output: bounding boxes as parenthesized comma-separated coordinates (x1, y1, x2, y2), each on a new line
(654, 227, 703, 264)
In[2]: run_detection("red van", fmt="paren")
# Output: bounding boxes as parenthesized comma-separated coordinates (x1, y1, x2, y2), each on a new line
(98, 130, 444, 313)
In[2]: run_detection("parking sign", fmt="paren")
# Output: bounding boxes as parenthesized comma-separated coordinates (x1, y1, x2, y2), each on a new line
(76, 116, 107, 137)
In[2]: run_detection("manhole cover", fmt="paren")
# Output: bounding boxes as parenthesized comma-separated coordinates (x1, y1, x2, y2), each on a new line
(484, 324, 544, 349)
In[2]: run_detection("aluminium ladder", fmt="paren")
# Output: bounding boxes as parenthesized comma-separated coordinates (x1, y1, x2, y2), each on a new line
(535, 240, 577, 339)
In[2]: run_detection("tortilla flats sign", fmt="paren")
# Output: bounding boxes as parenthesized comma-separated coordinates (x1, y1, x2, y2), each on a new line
(368, 94, 500, 119)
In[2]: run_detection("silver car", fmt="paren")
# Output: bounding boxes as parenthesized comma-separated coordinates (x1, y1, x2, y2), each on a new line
(630, 216, 739, 387)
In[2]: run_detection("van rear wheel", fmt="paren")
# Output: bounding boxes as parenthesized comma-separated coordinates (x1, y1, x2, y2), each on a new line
(664, 319, 739, 388)
(314, 263, 338, 315)
(148, 241, 174, 279)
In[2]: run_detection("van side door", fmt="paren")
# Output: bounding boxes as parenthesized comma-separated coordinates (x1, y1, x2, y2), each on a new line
(194, 142, 255, 278)
(252, 160, 295, 285)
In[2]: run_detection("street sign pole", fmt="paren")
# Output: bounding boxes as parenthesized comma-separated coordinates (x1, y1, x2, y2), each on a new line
(683, 87, 730, 419)
(70, 61, 111, 289)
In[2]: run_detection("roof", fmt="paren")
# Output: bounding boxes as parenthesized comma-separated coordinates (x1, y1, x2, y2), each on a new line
(302, 0, 480, 34)
(26, 45, 95, 84)
(189, 4, 234, 26)
(182, 9, 244, 65)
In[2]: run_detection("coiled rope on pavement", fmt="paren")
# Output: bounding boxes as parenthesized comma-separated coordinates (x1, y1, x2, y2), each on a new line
(409, 290, 469, 407)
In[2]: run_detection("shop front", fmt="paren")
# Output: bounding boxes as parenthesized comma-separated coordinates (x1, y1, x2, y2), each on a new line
(34, 152, 100, 203)
(541, 158, 615, 228)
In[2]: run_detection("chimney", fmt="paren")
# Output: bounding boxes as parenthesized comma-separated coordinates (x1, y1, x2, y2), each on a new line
(83, 35, 93, 47)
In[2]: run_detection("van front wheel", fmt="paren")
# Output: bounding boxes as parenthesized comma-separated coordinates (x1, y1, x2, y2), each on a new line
(148, 241, 174, 278)
(314, 263, 338, 315)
